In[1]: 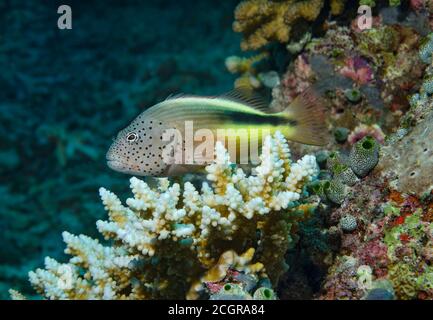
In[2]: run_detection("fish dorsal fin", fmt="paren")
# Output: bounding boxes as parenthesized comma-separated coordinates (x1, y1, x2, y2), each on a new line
(165, 93, 189, 100)
(218, 87, 270, 113)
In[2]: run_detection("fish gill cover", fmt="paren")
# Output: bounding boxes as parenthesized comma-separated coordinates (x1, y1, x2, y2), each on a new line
(2, 0, 433, 300)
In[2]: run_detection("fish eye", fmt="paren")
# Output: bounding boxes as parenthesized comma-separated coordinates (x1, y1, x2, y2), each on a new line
(126, 132, 138, 143)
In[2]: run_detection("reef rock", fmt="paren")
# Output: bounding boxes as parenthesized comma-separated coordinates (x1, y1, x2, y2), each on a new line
(377, 110, 433, 196)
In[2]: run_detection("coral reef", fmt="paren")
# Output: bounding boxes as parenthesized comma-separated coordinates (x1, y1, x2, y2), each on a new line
(271, 13, 426, 159)
(225, 53, 274, 89)
(378, 109, 433, 196)
(309, 136, 380, 206)
(290, 17, 433, 300)
(319, 109, 433, 300)
(232, 0, 407, 51)
(233, 0, 326, 50)
(325, 179, 347, 205)
(378, 36, 433, 196)
(19, 133, 319, 299)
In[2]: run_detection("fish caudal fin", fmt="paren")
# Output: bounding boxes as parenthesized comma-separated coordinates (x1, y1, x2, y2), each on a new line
(284, 87, 328, 146)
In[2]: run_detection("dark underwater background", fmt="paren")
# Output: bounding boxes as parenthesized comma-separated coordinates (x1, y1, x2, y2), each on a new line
(0, 0, 241, 299)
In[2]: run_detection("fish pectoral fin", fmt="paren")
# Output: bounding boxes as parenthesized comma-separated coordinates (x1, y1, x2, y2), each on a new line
(283, 87, 329, 146)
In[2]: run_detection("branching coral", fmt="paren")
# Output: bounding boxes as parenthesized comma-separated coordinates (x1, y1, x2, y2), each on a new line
(233, 0, 326, 50)
(233, 0, 406, 51)
(21, 132, 319, 300)
(225, 53, 273, 89)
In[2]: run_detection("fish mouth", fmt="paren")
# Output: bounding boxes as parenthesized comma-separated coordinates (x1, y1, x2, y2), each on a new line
(106, 159, 126, 171)
(107, 159, 133, 174)
(106, 158, 145, 176)
(106, 151, 127, 170)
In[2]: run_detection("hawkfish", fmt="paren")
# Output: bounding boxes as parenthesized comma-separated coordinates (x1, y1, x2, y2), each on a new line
(106, 87, 327, 177)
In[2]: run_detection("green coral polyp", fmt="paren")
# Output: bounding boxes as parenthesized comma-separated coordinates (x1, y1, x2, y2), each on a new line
(349, 136, 380, 178)
(223, 283, 238, 293)
(335, 167, 359, 187)
(309, 180, 328, 201)
(361, 137, 375, 151)
(324, 179, 347, 205)
(327, 151, 343, 170)
(326, 151, 359, 188)
(211, 283, 251, 300)
(344, 89, 362, 103)
(253, 287, 276, 300)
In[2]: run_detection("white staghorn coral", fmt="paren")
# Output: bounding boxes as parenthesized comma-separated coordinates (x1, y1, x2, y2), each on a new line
(24, 132, 319, 300)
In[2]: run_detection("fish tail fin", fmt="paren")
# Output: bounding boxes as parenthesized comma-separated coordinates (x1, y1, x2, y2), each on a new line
(283, 87, 328, 146)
